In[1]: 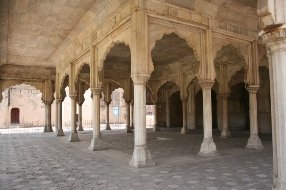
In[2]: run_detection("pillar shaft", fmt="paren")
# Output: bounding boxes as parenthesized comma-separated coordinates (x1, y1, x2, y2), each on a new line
(78, 104, 84, 131)
(126, 101, 132, 133)
(166, 92, 170, 128)
(246, 86, 263, 149)
(181, 98, 188, 134)
(105, 102, 111, 130)
(131, 102, 134, 129)
(44, 102, 53, 132)
(267, 42, 286, 189)
(69, 96, 79, 142)
(221, 94, 231, 138)
(89, 88, 107, 151)
(130, 75, 152, 167)
(198, 80, 217, 156)
(56, 99, 64, 136)
(153, 102, 159, 131)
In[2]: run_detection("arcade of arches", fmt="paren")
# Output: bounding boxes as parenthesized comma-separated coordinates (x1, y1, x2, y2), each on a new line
(0, 0, 286, 189)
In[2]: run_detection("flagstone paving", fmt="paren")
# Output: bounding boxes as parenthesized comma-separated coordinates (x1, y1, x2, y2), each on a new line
(0, 129, 272, 190)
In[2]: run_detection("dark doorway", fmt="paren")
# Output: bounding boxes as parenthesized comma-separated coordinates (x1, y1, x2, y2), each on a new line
(11, 108, 20, 124)
(229, 83, 249, 130)
(170, 91, 183, 128)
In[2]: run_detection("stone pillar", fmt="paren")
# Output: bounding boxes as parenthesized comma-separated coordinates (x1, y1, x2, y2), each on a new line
(44, 102, 53, 132)
(56, 99, 64, 136)
(69, 95, 79, 142)
(198, 80, 217, 156)
(89, 88, 107, 150)
(105, 102, 111, 130)
(266, 42, 286, 190)
(77, 103, 84, 131)
(126, 101, 132, 133)
(220, 94, 231, 138)
(130, 101, 134, 129)
(166, 91, 170, 128)
(246, 86, 263, 149)
(153, 102, 159, 131)
(129, 75, 153, 167)
(181, 98, 188, 134)
(189, 86, 196, 130)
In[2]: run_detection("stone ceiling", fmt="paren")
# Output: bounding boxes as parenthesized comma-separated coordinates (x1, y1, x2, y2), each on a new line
(0, 0, 258, 68)
(0, 0, 96, 67)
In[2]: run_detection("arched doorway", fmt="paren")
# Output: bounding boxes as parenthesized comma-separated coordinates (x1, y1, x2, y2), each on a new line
(11, 108, 20, 124)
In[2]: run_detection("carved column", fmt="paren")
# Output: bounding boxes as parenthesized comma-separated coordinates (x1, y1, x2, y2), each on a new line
(56, 99, 64, 136)
(246, 85, 263, 149)
(181, 98, 188, 134)
(129, 74, 153, 167)
(125, 100, 132, 133)
(89, 88, 107, 150)
(130, 100, 134, 129)
(105, 102, 111, 130)
(69, 95, 79, 142)
(153, 102, 159, 131)
(44, 101, 53, 132)
(220, 94, 231, 138)
(166, 90, 170, 128)
(77, 102, 84, 131)
(198, 80, 217, 156)
(189, 86, 196, 130)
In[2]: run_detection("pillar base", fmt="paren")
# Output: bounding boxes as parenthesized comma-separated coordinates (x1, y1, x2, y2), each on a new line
(88, 137, 108, 151)
(126, 127, 133, 133)
(198, 138, 217, 156)
(181, 127, 188, 134)
(44, 126, 53, 133)
(129, 145, 154, 168)
(220, 129, 231, 138)
(246, 135, 263, 150)
(56, 129, 65, 136)
(153, 125, 160, 132)
(69, 132, 79, 142)
(106, 124, 111, 130)
(78, 126, 84, 131)
(273, 177, 286, 190)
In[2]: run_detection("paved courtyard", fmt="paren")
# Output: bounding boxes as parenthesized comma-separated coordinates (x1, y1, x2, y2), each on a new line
(0, 129, 272, 190)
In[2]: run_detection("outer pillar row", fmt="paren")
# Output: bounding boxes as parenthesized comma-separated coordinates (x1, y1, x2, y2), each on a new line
(125, 100, 133, 133)
(246, 85, 263, 149)
(198, 80, 217, 156)
(153, 102, 159, 131)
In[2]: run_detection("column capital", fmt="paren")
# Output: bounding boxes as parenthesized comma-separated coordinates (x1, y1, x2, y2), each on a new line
(260, 26, 286, 46)
(69, 94, 77, 100)
(247, 85, 260, 94)
(219, 93, 229, 99)
(131, 74, 150, 84)
(90, 88, 102, 95)
(56, 98, 63, 103)
(105, 101, 111, 105)
(199, 80, 214, 90)
(77, 101, 84, 106)
(180, 97, 188, 103)
(43, 101, 53, 106)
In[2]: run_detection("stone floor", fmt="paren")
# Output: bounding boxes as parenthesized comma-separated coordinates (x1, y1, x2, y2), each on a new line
(0, 128, 273, 190)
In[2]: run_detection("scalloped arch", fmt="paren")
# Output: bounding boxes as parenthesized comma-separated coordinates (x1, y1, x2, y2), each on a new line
(74, 62, 90, 86)
(98, 33, 131, 68)
(1, 80, 45, 97)
(149, 26, 201, 74)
